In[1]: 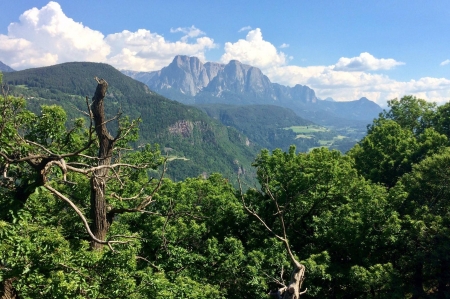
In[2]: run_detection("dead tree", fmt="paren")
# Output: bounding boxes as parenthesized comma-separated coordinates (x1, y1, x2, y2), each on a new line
(239, 178, 307, 299)
(0, 78, 165, 251)
(89, 77, 116, 249)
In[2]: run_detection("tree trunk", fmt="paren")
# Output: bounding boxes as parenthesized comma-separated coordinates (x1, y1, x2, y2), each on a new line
(282, 263, 306, 299)
(89, 78, 114, 250)
(1, 278, 18, 299)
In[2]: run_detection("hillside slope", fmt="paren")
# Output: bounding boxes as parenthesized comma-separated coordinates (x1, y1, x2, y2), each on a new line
(196, 104, 319, 151)
(3, 62, 259, 183)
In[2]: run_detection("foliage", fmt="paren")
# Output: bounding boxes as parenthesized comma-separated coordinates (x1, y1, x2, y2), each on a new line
(246, 146, 401, 297)
(389, 148, 450, 297)
(2, 72, 450, 298)
(350, 97, 448, 187)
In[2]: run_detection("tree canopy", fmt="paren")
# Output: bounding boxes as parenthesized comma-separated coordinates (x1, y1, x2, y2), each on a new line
(1, 75, 450, 299)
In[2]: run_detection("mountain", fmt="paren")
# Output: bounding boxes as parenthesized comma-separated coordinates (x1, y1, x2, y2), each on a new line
(124, 55, 382, 128)
(3, 62, 259, 184)
(0, 61, 15, 72)
(196, 104, 318, 152)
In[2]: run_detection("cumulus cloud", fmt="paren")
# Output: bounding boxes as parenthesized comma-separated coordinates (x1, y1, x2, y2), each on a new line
(279, 43, 289, 48)
(266, 64, 450, 106)
(238, 26, 252, 32)
(1, 3, 449, 106)
(0, 1, 110, 70)
(218, 31, 446, 106)
(220, 28, 288, 69)
(0, 2, 216, 71)
(105, 29, 216, 71)
(333, 52, 404, 72)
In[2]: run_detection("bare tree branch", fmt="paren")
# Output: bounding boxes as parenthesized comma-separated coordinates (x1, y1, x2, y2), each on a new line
(44, 184, 126, 248)
(238, 175, 285, 242)
(238, 174, 307, 298)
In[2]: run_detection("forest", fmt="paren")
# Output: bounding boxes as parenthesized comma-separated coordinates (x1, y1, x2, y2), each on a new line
(1, 72, 450, 298)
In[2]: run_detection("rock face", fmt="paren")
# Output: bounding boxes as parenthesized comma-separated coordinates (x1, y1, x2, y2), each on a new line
(123, 56, 224, 97)
(123, 55, 382, 126)
(124, 55, 317, 104)
(0, 61, 15, 72)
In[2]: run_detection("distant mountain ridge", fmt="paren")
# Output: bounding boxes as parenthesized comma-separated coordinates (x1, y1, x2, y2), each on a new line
(0, 61, 15, 72)
(2, 62, 259, 184)
(123, 56, 382, 128)
(122, 56, 317, 104)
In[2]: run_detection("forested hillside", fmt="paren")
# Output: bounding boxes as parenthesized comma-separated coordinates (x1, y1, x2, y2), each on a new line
(2, 63, 259, 184)
(196, 103, 319, 151)
(1, 70, 450, 298)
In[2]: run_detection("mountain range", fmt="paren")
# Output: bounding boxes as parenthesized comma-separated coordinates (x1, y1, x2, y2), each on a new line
(123, 55, 383, 128)
(2, 62, 261, 184)
(0, 58, 385, 182)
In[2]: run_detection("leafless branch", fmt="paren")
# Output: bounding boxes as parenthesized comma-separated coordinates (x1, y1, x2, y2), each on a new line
(263, 271, 287, 288)
(24, 140, 57, 155)
(44, 184, 126, 248)
(137, 159, 167, 210)
(238, 175, 285, 242)
(71, 104, 91, 117)
(136, 256, 160, 271)
(114, 117, 141, 142)
(99, 112, 122, 130)
(110, 179, 155, 201)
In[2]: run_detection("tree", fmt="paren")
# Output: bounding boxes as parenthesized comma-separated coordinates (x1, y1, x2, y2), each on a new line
(243, 146, 402, 298)
(1, 77, 165, 249)
(0, 76, 167, 296)
(350, 119, 447, 188)
(389, 148, 450, 298)
(378, 95, 436, 135)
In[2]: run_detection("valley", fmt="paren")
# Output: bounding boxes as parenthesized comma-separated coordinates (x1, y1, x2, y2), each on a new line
(124, 55, 381, 152)
(1, 1, 449, 297)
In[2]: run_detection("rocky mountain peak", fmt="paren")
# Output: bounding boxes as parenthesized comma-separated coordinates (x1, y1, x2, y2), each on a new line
(172, 55, 202, 73)
(122, 56, 381, 124)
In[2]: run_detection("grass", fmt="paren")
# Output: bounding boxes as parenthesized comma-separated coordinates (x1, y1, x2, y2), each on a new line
(167, 156, 190, 161)
(287, 125, 328, 134)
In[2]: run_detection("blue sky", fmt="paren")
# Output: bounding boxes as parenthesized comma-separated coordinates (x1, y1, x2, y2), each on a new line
(0, 1, 449, 106)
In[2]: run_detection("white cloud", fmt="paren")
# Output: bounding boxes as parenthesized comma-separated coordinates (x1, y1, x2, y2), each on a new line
(218, 30, 447, 107)
(333, 52, 404, 72)
(170, 25, 205, 42)
(279, 43, 289, 48)
(238, 26, 252, 32)
(0, 2, 217, 72)
(0, 1, 110, 69)
(1, 4, 449, 106)
(106, 29, 216, 71)
(267, 64, 450, 106)
(220, 28, 288, 69)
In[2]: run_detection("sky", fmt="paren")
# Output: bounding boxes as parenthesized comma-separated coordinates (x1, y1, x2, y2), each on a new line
(0, 1, 449, 106)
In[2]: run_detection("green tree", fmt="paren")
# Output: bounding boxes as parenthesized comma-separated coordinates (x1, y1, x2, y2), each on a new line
(378, 95, 436, 135)
(0, 77, 170, 297)
(389, 148, 450, 298)
(244, 146, 400, 298)
(350, 120, 447, 188)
